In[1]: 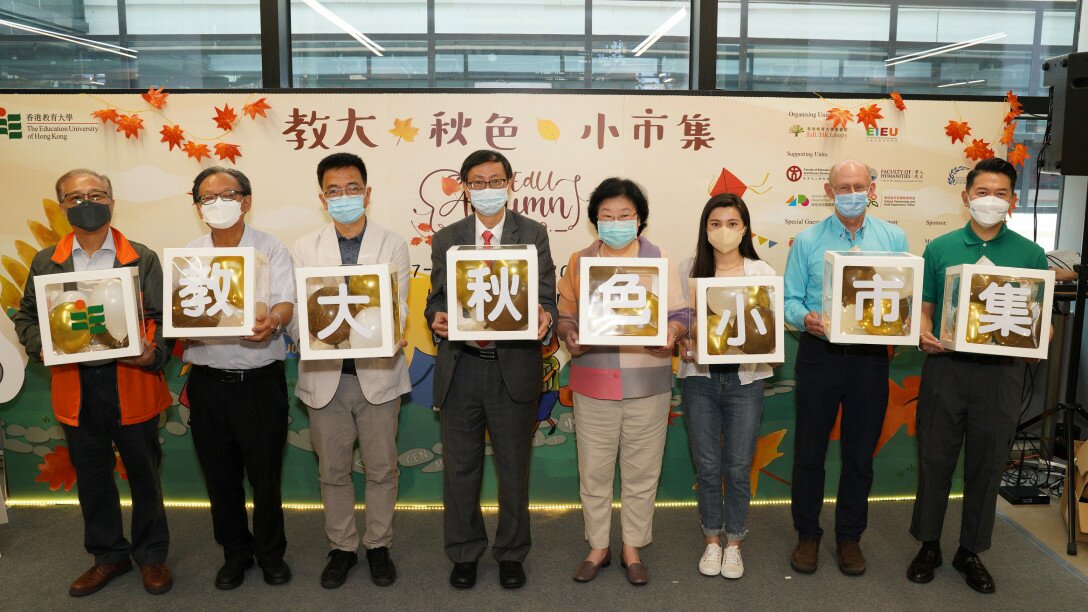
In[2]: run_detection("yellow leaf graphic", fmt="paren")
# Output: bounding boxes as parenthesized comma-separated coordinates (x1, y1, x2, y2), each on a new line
(0, 276, 21, 315)
(3, 256, 28, 290)
(43, 199, 73, 237)
(749, 428, 787, 496)
(537, 118, 560, 142)
(28, 220, 59, 248)
(15, 240, 38, 267)
(388, 118, 419, 143)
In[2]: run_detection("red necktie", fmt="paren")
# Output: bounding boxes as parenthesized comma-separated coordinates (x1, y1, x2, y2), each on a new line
(477, 229, 495, 348)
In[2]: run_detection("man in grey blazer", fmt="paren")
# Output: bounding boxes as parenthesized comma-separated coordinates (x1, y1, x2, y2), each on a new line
(290, 153, 411, 589)
(425, 150, 558, 590)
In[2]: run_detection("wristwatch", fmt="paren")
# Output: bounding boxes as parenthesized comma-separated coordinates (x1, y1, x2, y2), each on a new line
(269, 311, 283, 334)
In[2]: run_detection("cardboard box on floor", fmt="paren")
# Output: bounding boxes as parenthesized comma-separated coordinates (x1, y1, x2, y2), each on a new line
(1060, 439, 1088, 544)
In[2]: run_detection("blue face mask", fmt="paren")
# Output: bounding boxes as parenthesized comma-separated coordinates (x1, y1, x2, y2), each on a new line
(598, 219, 638, 249)
(327, 194, 366, 224)
(470, 188, 508, 216)
(834, 192, 868, 219)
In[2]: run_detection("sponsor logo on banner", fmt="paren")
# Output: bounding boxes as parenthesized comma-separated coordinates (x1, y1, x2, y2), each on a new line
(788, 125, 805, 137)
(786, 194, 810, 207)
(878, 169, 925, 183)
(786, 165, 803, 181)
(947, 165, 970, 186)
(881, 195, 916, 207)
(0, 109, 22, 140)
(868, 195, 879, 208)
(807, 127, 847, 139)
(865, 126, 900, 142)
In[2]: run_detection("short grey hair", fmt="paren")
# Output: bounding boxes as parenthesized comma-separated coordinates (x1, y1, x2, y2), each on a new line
(191, 166, 252, 203)
(55, 168, 113, 202)
(827, 159, 872, 186)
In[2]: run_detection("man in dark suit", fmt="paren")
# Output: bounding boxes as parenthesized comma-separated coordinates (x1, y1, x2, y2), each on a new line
(425, 149, 558, 590)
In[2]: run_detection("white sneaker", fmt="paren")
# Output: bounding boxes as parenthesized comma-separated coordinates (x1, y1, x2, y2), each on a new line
(698, 543, 723, 576)
(721, 544, 744, 579)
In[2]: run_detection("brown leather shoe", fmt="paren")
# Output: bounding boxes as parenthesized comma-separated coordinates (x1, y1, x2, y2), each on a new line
(68, 562, 133, 597)
(140, 563, 173, 595)
(572, 549, 611, 583)
(837, 540, 866, 575)
(620, 559, 649, 586)
(790, 538, 819, 574)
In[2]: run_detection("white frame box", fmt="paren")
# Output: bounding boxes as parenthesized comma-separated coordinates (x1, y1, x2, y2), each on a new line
(578, 256, 668, 346)
(821, 251, 924, 346)
(162, 247, 269, 338)
(446, 244, 539, 341)
(938, 264, 1055, 359)
(295, 264, 400, 360)
(695, 276, 784, 364)
(35, 267, 144, 365)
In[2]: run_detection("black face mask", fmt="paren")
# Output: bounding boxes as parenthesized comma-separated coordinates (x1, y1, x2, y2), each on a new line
(66, 201, 112, 232)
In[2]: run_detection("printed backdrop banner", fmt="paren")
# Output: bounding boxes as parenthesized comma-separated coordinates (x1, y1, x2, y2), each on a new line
(0, 93, 1005, 503)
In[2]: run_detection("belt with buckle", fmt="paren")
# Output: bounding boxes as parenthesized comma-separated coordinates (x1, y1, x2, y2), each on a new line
(192, 361, 282, 383)
(937, 352, 1018, 366)
(804, 333, 887, 356)
(461, 344, 498, 361)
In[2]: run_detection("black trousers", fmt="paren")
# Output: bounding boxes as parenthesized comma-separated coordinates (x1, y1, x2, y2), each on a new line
(791, 333, 889, 542)
(187, 362, 289, 565)
(440, 351, 537, 564)
(910, 353, 1023, 553)
(61, 362, 169, 565)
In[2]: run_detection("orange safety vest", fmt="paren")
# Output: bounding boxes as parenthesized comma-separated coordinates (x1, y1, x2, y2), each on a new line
(48, 229, 172, 427)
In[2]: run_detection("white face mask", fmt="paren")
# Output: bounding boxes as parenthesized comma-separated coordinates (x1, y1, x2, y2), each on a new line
(968, 195, 1010, 228)
(707, 226, 744, 255)
(201, 197, 243, 230)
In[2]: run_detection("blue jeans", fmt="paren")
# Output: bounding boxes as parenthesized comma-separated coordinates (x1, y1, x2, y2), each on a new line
(682, 367, 765, 540)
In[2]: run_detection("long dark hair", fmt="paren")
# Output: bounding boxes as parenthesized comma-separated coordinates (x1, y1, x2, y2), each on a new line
(690, 193, 760, 278)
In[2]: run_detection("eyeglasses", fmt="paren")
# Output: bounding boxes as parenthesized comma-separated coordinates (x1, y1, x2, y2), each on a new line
(597, 211, 637, 222)
(196, 190, 244, 205)
(466, 178, 509, 191)
(323, 185, 366, 199)
(60, 191, 111, 207)
(831, 184, 869, 195)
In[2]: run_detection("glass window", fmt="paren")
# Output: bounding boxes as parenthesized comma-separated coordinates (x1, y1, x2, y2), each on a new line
(0, 1, 124, 88)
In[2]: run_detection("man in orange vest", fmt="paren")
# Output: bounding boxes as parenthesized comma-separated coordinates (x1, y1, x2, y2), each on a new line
(14, 169, 174, 597)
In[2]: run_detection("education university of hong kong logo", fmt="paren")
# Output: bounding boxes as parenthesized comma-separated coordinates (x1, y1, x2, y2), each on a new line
(0, 108, 22, 140)
(69, 299, 107, 334)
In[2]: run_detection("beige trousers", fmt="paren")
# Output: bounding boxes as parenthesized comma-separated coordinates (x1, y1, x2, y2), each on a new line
(572, 391, 670, 549)
(307, 374, 400, 551)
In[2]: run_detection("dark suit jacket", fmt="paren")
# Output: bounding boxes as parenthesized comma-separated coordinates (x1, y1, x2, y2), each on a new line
(425, 210, 559, 408)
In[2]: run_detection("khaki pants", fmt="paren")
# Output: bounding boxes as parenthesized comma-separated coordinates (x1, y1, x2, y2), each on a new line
(308, 374, 400, 551)
(573, 391, 670, 549)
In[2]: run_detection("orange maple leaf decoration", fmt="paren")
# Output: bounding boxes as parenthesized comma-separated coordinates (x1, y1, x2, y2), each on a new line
(213, 104, 237, 131)
(825, 107, 854, 129)
(965, 138, 996, 161)
(829, 376, 920, 455)
(91, 108, 120, 124)
(35, 445, 77, 491)
(999, 122, 1017, 146)
(1008, 143, 1030, 168)
(440, 175, 461, 196)
(114, 453, 128, 481)
(159, 124, 185, 150)
(945, 120, 971, 144)
(890, 92, 906, 111)
(214, 142, 243, 164)
(141, 86, 169, 109)
(115, 114, 144, 139)
(242, 97, 271, 120)
(856, 104, 884, 130)
(750, 428, 788, 496)
(389, 117, 420, 143)
(183, 141, 211, 162)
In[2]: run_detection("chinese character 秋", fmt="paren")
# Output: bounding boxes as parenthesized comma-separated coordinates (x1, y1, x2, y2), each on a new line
(465, 266, 523, 323)
(430, 111, 472, 147)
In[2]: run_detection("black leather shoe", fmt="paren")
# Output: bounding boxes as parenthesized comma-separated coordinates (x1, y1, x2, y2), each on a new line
(907, 545, 942, 584)
(366, 546, 397, 587)
(498, 560, 526, 589)
(260, 558, 292, 586)
(952, 549, 995, 594)
(449, 562, 477, 589)
(320, 550, 357, 589)
(215, 558, 254, 590)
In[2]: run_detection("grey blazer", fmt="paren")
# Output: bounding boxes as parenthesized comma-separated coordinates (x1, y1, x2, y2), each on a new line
(425, 210, 559, 408)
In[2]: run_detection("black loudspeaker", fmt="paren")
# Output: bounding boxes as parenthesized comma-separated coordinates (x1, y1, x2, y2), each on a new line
(1040, 52, 1088, 176)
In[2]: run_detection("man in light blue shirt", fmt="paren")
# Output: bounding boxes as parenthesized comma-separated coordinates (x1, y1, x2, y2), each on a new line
(783, 160, 909, 577)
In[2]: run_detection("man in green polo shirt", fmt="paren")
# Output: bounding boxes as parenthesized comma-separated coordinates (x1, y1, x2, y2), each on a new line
(907, 158, 1048, 594)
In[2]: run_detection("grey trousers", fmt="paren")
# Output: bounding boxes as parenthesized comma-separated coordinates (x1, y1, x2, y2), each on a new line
(910, 354, 1024, 553)
(308, 374, 400, 552)
(440, 352, 537, 564)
